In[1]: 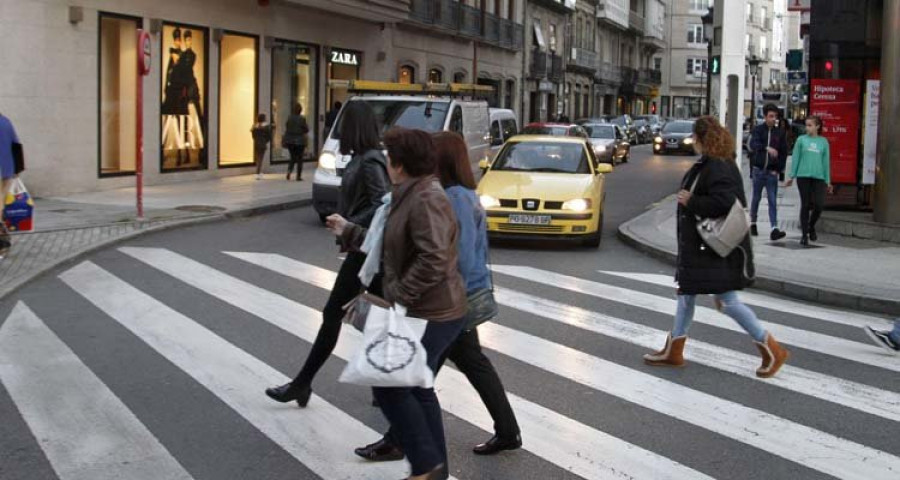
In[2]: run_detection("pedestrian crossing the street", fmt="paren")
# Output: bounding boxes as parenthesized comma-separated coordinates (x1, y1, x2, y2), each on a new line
(2, 247, 898, 480)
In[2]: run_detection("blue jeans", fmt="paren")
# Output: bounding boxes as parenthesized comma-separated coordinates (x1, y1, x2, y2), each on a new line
(672, 291, 767, 343)
(373, 318, 466, 475)
(750, 167, 779, 228)
(890, 320, 900, 344)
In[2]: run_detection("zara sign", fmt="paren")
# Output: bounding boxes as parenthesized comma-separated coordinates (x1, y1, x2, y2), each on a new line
(330, 49, 360, 66)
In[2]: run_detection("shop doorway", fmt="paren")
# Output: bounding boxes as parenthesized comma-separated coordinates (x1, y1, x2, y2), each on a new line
(271, 41, 318, 164)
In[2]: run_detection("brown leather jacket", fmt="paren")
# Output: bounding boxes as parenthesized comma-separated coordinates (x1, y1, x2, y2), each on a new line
(342, 175, 467, 322)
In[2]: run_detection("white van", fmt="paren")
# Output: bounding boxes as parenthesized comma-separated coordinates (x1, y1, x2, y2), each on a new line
(488, 108, 519, 155)
(313, 95, 490, 220)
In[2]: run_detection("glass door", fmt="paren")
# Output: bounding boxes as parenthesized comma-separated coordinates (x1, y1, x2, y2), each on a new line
(271, 42, 317, 164)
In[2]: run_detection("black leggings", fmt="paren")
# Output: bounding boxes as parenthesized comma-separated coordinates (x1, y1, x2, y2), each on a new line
(286, 144, 305, 179)
(797, 177, 826, 235)
(292, 252, 381, 385)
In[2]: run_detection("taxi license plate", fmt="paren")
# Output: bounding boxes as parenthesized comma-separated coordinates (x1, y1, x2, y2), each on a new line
(508, 214, 551, 225)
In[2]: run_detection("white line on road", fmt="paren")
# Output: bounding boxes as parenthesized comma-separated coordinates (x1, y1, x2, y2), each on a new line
(493, 265, 900, 373)
(598, 270, 893, 329)
(0, 302, 193, 480)
(60, 262, 412, 480)
(221, 251, 900, 480)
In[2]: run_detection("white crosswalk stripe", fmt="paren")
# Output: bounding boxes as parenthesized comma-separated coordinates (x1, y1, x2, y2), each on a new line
(0, 302, 193, 480)
(493, 265, 900, 373)
(220, 250, 900, 480)
(598, 270, 894, 329)
(2, 246, 897, 480)
(127, 248, 711, 480)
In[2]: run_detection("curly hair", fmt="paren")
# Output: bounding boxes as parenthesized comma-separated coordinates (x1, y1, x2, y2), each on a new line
(692, 116, 735, 161)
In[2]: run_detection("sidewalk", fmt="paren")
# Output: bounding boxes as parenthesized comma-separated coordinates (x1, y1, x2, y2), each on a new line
(2, 163, 316, 299)
(618, 157, 900, 316)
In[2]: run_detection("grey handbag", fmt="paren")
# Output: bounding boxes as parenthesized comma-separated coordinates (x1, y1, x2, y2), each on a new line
(689, 175, 750, 258)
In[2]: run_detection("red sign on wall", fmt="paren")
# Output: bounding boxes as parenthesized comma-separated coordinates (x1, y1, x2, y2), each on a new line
(809, 79, 861, 185)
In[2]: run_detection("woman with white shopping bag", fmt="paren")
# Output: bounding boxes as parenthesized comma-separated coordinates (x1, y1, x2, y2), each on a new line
(327, 128, 466, 480)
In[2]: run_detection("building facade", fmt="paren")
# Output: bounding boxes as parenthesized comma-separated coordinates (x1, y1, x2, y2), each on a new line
(523, 0, 574, 122)
(658, 0, 714, 119)
(1, 0, 524, 196)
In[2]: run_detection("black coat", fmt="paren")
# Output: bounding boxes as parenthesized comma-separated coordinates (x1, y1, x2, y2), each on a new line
(338, 149, 390, 228)
(748, 123, 788, 173)
(676, 156, 755, 295)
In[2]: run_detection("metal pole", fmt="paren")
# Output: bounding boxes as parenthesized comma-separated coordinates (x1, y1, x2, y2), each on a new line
(751, 72, 756, 128)
(874, 0, 900, 224)
(136, 30, 145, 221)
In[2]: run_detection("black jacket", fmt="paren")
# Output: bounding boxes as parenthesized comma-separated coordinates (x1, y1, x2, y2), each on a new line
(282, 114, 309, 147)
(749, 123, 788, 173)
(338, 149, 390, 228)
(677, 156, 755, 295)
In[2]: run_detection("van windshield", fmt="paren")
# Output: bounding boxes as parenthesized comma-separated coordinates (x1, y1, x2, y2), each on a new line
(332, 99, 451, 139)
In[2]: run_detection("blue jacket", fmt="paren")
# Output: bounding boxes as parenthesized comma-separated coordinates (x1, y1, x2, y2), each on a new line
(445, 186, 491, 293)
(749, 123, 788, 174)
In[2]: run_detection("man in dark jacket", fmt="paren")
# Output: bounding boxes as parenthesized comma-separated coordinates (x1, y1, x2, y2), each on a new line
(748, 104, 788, 240)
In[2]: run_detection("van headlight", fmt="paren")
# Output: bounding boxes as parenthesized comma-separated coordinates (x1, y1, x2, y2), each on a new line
(480, 195, 501, 209)
(562, 199, 592, 212)
(318, 152, 337, 175)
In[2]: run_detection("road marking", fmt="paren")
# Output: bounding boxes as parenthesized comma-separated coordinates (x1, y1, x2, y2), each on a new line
(222, 251, 900, 480)
(493, 265, 900, 373)
(122, 247, 712, 480)
(0, 302, 193, 480)
(598, 270, 893, 329)
(60, 262, 411, 480)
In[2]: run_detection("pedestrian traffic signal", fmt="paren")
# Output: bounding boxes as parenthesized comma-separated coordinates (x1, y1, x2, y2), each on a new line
(710, 56, 721, 75)
(825, 60, 834, 72)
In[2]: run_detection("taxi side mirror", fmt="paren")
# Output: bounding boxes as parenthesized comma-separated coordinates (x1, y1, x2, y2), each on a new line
(478, 158, 491, 171)
(595, 163, 613, 175)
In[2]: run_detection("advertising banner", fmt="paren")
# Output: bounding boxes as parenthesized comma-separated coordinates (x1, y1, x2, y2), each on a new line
(810, 79, 860, 185)
(161, 24, 207, 171)
(862, 80, 880, 185)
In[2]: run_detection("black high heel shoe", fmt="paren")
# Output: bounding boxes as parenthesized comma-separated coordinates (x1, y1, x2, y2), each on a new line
(265, 382, 312, 407)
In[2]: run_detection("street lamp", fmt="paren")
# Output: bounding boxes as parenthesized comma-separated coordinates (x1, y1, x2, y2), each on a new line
(701, 7, 714, 115)
(748, 55, 763, 127)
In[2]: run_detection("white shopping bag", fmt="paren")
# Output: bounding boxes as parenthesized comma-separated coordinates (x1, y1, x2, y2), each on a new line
(339, 304, 433, 388)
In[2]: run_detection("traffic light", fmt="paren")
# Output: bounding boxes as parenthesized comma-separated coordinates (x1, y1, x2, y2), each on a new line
(825, 60, 834, 72)
(651, 102, 657, 114)
(710, 55, 721, 75)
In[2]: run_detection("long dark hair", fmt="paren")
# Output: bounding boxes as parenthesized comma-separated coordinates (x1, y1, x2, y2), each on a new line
(338, 101, 381, 156)
(433, 132, 476, 189)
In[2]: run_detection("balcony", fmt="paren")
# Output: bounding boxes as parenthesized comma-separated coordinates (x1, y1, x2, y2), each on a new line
(638, 68, 662, 86)
(619, 66, 638, 93)
(408, 0, 524, 51)
(568, 47, 599, 74)
(595, 63, 622, 85)
(628, 11, 645, 34)
(597, 0, 629, 30)
(531, 0, 576, 14)
(530, 48, 548, 78)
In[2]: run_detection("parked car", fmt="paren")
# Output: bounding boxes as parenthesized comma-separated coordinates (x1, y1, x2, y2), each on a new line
(583, 123, 630, 164)
(609, 115, 638, 144)
(477, 135, 613, 247)
(653, 120, 697, 155)
(489, 108, 519, 156)
(522, 123, 589, 139)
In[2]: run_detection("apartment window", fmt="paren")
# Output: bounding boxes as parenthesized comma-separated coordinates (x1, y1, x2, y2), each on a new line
(399, 65, 416, 84)
(687, 58, 707, 77)
(689, 0, 711, 11)
(761, 6, 768, 25)
(687, 24, 704, 44)
(654, 57, 662, 71)
(429, 68, 443, 84)
(746, 3, 753, 23)
(533, 19, 545, 49)
(508, 0, 515, 20)
(99, 14, 141, 176)
(760, 36, 767, 57)
(549, 23, 557, 52)
(770, 69, 781, 85)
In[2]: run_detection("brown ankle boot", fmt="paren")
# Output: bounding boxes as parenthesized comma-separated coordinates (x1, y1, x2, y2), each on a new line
(755, 333, 790, 378)
(643, 334, 687, 367)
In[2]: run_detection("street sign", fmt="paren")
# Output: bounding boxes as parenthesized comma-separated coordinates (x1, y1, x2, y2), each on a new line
(787, 71, 808, 85)
(786, 50, 803, 71)
(138, 30, 152, 76)
(710, 55, 721, 76)
(790, 92, 801, 103)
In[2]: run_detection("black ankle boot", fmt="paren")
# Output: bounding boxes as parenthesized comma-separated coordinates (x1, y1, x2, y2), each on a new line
(265, 382, 312, 407)
(800, 235, 809, 247)
(809, 228, 818, 242)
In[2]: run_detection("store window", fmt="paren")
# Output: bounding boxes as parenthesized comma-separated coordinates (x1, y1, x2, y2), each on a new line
(99, 14, 140, 176)
(160, 23, 208, 172)
(271, 41, 318, 164)
(218, 32, 259, 167)
(399, 65, 416, 84)
(429, 68, 443, 84)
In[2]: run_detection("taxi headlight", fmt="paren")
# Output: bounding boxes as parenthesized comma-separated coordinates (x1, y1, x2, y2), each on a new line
(562, 199, 592, 212)
(318, 152, 337, 175)
(654, 136, 663, 143)
(683, 137, 694, 145)
(480, 195, 501, 209)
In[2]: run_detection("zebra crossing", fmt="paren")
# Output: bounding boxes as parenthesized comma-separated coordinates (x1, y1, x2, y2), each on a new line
(1, 246, 898, 480)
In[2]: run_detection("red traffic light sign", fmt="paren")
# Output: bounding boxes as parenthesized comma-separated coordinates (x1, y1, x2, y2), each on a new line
(138, 30, 152, 76)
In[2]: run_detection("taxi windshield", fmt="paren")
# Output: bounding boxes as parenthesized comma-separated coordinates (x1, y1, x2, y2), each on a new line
(492, 142, 591, 174)
(332, 99, 450, 138)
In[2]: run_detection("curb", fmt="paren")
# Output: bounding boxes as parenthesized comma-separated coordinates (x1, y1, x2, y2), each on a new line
(617, 207, 900, 316)
(0, 198, 313, 301)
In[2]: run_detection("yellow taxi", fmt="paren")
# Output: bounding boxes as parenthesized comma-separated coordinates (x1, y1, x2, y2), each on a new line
(476, 135, 613, 247)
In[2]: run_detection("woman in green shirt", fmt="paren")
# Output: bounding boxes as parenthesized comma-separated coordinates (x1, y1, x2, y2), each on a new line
(786, 116, 832, 246)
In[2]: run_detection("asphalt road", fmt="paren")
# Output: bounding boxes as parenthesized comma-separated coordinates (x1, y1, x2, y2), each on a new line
(1, 145, 898, 480)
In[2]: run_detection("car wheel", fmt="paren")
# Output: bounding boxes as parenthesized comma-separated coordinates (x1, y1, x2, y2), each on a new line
(583, 215, 603, 248)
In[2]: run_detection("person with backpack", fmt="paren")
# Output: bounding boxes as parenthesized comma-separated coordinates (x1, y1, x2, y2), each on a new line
(785, 116, 832, 246)
(748, 104, 789, 241)
(251, 114, 273, 179)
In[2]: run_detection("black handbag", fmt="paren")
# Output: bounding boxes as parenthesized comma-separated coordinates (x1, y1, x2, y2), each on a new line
(463, 287, 498, 331)
(12, 142, 24, 174)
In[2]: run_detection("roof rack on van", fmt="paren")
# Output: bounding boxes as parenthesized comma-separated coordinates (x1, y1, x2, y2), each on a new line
(344, 80, 494, 99)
